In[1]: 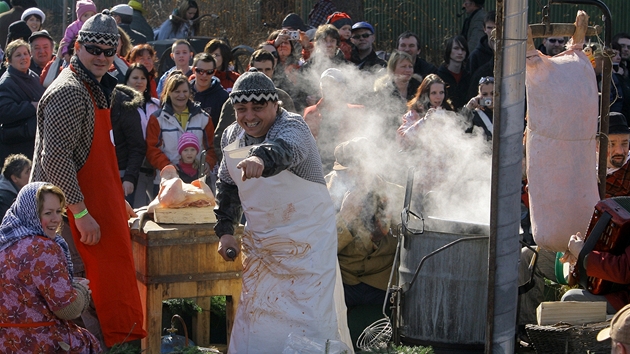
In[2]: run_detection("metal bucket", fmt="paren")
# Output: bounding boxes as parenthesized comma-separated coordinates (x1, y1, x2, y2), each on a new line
(398, 216, 489, 351)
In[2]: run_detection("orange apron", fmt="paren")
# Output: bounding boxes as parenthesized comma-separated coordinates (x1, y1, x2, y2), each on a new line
(68, 78, 147, 346)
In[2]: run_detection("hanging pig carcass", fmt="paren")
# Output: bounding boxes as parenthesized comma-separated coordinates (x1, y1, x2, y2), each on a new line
(525, 10, 600, 252)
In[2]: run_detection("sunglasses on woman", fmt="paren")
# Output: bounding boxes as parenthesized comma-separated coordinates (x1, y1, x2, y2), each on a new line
(82, 44, 117, 57)
(479, 76, 495, 85)
(194, 68, 215, 76)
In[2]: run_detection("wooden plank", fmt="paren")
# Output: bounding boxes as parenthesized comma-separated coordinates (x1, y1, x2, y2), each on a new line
(192, 297, 212, 347)
(537, 301, 607, 326)
(154, 206, 217, 224)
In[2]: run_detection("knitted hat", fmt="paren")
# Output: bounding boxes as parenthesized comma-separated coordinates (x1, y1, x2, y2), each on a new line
(7, 20, 31, 44)
(0, 2, 9, 14)
(111, 4, 133, 17)
(21, 7, 45, 24)
(178, 132, 200, 155)
(78, 10, 120, 48)
(326, 12, 352, 30)
(230, 68, 278, 104)
(128, 0, 143, 13)
(76, 0, 97, 20)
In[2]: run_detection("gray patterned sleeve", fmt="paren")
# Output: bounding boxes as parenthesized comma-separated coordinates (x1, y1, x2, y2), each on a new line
(39, 87, 91, 205)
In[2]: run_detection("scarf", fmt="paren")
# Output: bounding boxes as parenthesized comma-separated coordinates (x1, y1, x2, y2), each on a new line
(0, 182, 74, 278)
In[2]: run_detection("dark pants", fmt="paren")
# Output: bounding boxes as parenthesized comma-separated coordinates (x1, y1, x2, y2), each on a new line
(343, 282, 387, 308)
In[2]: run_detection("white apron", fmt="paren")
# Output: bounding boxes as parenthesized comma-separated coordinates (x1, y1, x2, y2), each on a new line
(224, 137, 352, 353)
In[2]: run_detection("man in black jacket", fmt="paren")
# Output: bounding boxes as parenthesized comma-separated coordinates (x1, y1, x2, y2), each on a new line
(111, 4, 147, 45)
(350, 21, 386, 72)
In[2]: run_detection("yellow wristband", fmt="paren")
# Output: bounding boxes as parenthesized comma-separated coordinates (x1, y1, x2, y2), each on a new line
(74, 209, 88, 219)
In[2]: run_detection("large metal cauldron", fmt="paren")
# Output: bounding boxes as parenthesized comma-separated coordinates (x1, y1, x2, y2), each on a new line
(398, 216, 489, 351)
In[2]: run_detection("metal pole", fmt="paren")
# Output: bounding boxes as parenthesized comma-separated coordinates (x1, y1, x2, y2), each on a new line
(486, 0, 528, 352)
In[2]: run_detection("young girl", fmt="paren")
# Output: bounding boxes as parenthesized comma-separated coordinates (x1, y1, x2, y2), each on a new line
(325, 12, 353, 60)
(21, 7, 45, 32)
(176, 132, 200, 183)
(0, 182, 100, 353)
(397, 74, 453, 146)
(59, 0, 97, 62)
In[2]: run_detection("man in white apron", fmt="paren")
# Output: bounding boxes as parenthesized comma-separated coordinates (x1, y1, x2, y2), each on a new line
(214, 69, 352, 353)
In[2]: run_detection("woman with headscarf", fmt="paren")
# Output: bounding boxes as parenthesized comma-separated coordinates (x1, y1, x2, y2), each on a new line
(155, 0, 199, 40)
(0, 182, 100, 353)
(0, 39, 44, 162)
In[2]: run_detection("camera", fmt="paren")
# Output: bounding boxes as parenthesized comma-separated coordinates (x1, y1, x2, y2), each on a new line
(480, 98, 493, 107)
(288, 31, 300, 41)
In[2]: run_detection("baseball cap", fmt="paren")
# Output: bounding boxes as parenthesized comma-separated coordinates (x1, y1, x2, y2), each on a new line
(598, 304, 630, 343)
(351, 21, 374, 34)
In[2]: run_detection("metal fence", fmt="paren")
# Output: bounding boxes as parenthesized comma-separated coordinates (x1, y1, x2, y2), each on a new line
(36, 0, 630, 65)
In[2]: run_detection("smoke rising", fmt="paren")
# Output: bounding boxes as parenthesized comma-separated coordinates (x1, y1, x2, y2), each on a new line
(291, 48, 492, 226)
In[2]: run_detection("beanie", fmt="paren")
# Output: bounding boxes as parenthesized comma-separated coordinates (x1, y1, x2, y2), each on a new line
(281, 13, 308, 32)
(21, 7, 45, 24)
(178, 132, 200, 155)
(230, 68, 278, 104)
(78, 10, 120, 48)
(326, 12, 352, 30)
(128, 0, 144, 13)
(76, 0, 97, 21)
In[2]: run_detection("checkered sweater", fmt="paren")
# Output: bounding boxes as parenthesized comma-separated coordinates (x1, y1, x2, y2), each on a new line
(607, 159, 630, 198)
(31, 56, 116, 205)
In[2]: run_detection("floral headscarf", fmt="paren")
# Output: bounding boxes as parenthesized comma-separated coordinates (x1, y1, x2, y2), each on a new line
(0, 182, 74, 278)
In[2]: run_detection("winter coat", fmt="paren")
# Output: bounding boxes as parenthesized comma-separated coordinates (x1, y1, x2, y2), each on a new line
(111, 85, 146, 186)
(146, 100, 217, 170)
(437, 64, 471, 110)
(131, 9, 154, 41)
(0, 65, 45, 161)
(214, 70, 240, 92)
(119, 23, 147, 45)
(191, 76, 229, 127)
(0, 175, 17, 219)
(155, 15, 194, 40)
(468, 34, 494, 77)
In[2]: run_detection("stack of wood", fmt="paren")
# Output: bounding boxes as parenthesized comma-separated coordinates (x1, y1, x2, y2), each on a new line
(536, 301, 607, 326)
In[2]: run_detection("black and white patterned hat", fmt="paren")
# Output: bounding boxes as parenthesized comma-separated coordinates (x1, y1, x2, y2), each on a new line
(77, 10, 119, 48)
(230, 68, 278, 104)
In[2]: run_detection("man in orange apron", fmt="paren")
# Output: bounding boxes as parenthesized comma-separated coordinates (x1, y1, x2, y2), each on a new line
(215, 69, 353, 353)
(30, 10, 147, 348)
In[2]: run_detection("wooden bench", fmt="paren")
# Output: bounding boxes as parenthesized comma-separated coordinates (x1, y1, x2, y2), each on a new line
(131, 219, 242, 353)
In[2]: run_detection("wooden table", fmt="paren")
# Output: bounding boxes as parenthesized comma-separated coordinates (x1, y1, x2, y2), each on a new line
(131, 218, 242, 354)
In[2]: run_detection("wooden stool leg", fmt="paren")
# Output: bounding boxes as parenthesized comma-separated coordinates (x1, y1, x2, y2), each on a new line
(225, 295, 236, 349)
(143, 284, 164, 354)
(192, 297, 211, 347)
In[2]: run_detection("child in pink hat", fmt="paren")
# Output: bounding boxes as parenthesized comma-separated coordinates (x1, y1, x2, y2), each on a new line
(59, 0, 97, 62)
(176, 132, 200, 183)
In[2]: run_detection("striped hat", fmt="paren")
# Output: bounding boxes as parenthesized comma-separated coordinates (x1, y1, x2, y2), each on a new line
(178, 132, 200, 155)
(77, 10, 119, 48)
(229, 68, 278, 104)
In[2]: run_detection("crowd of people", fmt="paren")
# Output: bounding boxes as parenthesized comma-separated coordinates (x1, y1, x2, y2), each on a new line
(0, 0, 630, 351)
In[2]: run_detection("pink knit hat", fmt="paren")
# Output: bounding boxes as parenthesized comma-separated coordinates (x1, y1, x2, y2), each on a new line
(76, 0, 97, 21)
(178, 132, 200, 155)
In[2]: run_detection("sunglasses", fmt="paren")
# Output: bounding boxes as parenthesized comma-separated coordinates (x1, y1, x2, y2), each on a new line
(479, 76, 495, 85)
(548, 38, 565, 44)
(194, 68, 215, 76)
(83, 44, 116, 57)
(351, 33, 372, 40)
